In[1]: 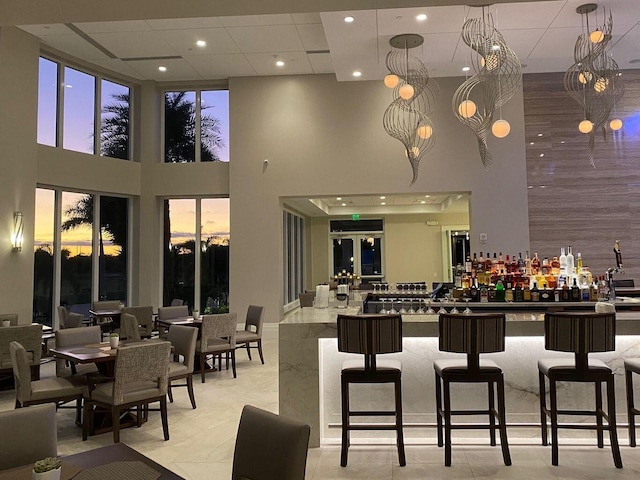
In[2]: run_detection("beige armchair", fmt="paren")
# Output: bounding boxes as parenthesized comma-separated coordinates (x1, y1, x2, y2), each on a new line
(57, 305, 84, 329)
(196, 313, 237, 382)
(82, 341, 171, 443)
(0, 404, 57, 470)
(236, 305, 265, 364)
(119, 313, 141, 341)
(121, 306, 154, 338)
(157, 305, 189, 338)
(167, 325, 198, 409)
(0, 324, 42, 382)
(55, 325, 101, 377)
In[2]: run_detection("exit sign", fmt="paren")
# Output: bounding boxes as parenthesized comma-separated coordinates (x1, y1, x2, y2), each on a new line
(352, 214, 360, 221)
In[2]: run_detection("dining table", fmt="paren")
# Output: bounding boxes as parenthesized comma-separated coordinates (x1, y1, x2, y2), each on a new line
(89, 308, 122, 331)
(0, 442, 184, 480)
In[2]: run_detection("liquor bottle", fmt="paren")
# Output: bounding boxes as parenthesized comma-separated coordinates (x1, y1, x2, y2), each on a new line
(581, 278, 590, 301)
(505, 254, 511, 274)
(566, 246, 575, 276)
(531, 282, 540, 302)
(559, 247, 567, 276)
(554, 288, 560, 302)
(465, 254, 472, 274)
(511, 254, 518, 274)
(541, 257, 550, 275)
(561, 281, 571, 302)
(614, 240, 623, 269)
(480, 285, 489, 303)
(531, 253, 541, 275)
(597, 275, 608, 301)
(484, 254, 493, 274)
(488, 283, 497, 302)
(590, 278, 598, 302)
(518, 252, 525, 275)
(540, 286, 552, 302)
(505, 281, 513, 302)
(515, 283, 524, 302)
(525, 250, 532, 276)
(577, 252, 583, 273)
(478, 252, 485, 273)
(497, 252, 505, 275)
(495, 278, 505, 302)
(551, 256, 560, 276)
(571, 278, 581, 302)
(471, 253, 478, 274)
(523, 284, 532, 301)
(470, 279, 479, 302)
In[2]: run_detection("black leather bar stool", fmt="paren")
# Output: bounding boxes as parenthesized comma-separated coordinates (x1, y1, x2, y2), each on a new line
(624, 359, 640, 446)
(337, 314, 405, 467)
(539, 312, 622, 468)
(434, 313, 511, 467)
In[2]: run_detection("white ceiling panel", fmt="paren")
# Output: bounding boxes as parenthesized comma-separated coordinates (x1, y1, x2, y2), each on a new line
(127, 57, 201, 81)
(244, 51, 313, 76)
(219, 14, 294, 27)
(528, 26, 584, 59)
(185, 54, 256, 78)
(158, 28, 240, 55)
(296, 24, 329, 51)
(377, 6, 467, 36)
(482, 1, 564, 30)
(499, 28, 548, 60)
(292, 13, 322, 25)
(308, 53, 335, 74)
(91, 58, 144, 79)
(226, 25, 304, 53)
(146, 17, 224, 30)
(75, 20, 152, 34)
(19, 24, 72, 36)
(40, 34, 110, 61)
(550, 0, 640, 30)
(89, 31, 179, 58)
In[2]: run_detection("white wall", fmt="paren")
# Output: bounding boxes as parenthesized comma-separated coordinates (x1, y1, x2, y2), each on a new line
(229, 74, 529, 322)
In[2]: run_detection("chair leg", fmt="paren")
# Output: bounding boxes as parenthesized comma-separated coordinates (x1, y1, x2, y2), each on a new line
(488, 379, 496, 446)
(160, 396, 170, 441)
(626, 368, 636, 447)
(340, 375, 350, 467)
(394, 376, 406, 467)
(218, 353, 222, 372)
(225, 351, 230, 370)
(435, 371, 443, 448)
(82, 401, 91, 441)
(245, 342, 252, 361)
(75, 398, 82, 425)
(112, 407, 121, 443)
(497, 374, 512, 466)
(443, 378, 452, 467)
(187, 374, 197, 409)
(201, 354, 206, 383)
(168, 381, 174, 403)
(549, 377, 559, 466)
(595, 381, 604, 448)
(607, 376, 623, 468)
(231, 350, 237, 378)
(257, 339, 265, 364)
(539, 370, 548, 446)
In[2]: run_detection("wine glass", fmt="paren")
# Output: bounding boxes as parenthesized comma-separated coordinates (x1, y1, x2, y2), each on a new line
(379, 298, 387, 314)
(437, 298, 447, 314)
(425, 298, 435, 315)
(450, 298, 459, 314)
(408, 299, 415, 314)
(416, 299, 425, 314)
(463, 297, 472, 314)
(389, 299, 397, 314)
(399, 299, 408, 314)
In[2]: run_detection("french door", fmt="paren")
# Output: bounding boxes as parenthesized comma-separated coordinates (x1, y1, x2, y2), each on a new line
(330, 234, 384, 282)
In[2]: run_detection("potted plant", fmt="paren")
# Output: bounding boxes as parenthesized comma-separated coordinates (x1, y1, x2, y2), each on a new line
(109, 332, 119, 349)
(1, 318, 10, 327)
(32, 456, 61, 480)
(192, 309, 200, 320)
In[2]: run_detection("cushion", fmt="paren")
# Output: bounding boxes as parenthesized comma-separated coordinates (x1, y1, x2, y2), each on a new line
(625, 358, 640, 374)
(91, 380, 162, 405)
(196, 338, 231, 353)
(538, 357, 611, 375)
(434, 358, 502, 375)
(168, 361, 189, 378)
(342, 358, 401, 373)
(236, 331, 258, 343)
(30, 377, 87, 401)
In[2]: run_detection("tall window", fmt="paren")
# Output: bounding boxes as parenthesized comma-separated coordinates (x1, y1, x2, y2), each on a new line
(33, 188, 55, 326)
(164, 90, 229, 163)
(283, 210, 305, 306)
(163, 198, 230, 311)
(37, 57, 131, 160)
(330, 219, 384, 282)
(99, 196, 129, 300)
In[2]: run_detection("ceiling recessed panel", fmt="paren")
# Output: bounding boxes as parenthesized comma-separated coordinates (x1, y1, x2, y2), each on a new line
(550, 0, 640, 30)
(292, 13, 322, 25)
(528, 27, 583, 59)
(159, 28, 240, 55)
(377, 6, 467, 36)
(308, 53, 335, 74)
(226, 25, 304, 53)
(19, 24, 72, 36)
(89, 31, 179, 58)
(75, 20, 152, 34)
(185, 54, 256, 78)
(498, 28, 548, 60)
(127, 57, 201, 81)
(146, 17, 224, 30)
(39, 34, 110, 61)
(244, 51, 313, 76)
(296, 24, 329, 51)
(91, 58, 144, 79)
(476, 1, 564, 30)
(219, 14, 294, 27)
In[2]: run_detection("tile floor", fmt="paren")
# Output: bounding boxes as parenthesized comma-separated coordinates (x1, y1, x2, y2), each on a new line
(2, 324, 640, 479)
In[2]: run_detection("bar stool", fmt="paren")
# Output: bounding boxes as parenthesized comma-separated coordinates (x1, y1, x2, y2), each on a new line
(538, 312, 622, 468)
(337, 314, 405, 467)
(434, 312, 511, 467)
(625, 359, 640, 446)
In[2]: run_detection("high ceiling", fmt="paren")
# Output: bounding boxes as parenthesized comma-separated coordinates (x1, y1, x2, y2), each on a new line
(16, 0, 640, 82)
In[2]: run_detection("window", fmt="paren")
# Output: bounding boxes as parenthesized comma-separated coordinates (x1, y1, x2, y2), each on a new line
(99, 196, 129, 300)
(330, 219, 384, 282)
(37, 57, 131, 160)
(163, 198, 229, 311)
(164, 90, 229, 163)
(283, 210, 305, 306)
(33, 188, 55, 326)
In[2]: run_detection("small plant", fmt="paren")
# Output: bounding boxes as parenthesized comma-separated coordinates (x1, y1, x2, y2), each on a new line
(109, 332, 119, 337)
(33, 457, 61, 473)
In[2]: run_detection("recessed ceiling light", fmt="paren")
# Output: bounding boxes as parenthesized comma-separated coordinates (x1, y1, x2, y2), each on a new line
(425, 195, 430, 198)
(560, 140, 565, 144)
(336, 197, 342, 201)
(530, 142, 535, 145)
(537, 133, 543, 137)
(421, 200, 426, 204)
(158, 66, 167, 72)
(352, 71, 362, 77)
(540, 185, 546, 189)
(528, 186, 533, 189)
(462, 66, 470, 72)
(380, 196, 386, 200)
(276, 60, 285, 67)
(344, 16, 355, 23)
(341, 203, 347, 206)
(381, 202, 386, 205)
(539, 153, 545, 157)
(196, 40, 207, 47)
(416, 13, 427, 21)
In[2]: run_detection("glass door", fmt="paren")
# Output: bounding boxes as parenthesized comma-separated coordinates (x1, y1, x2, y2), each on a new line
(331, 234, 384, 281)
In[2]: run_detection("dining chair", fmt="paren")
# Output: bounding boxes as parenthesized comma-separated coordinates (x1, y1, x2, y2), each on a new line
(157, 305, 189, 338)
(236, 305, 265, 364)
(170, 298, 184, 306)
(0, 312, 18, 326)
(57, 305, 84, 329)
(92, 300, 122, 311)
(55, 325, 101, 377)
(0, 403, 57, 470)
(1, 324, 43, 382)
(232, 405, 310, 480)
(82, 341, 171, 443)
(121, 306, 154, 338)
(10, 341, 87, 424)
(167, 325, 198, 409)
(119, 313, 141, 341)
(196, 313, 237, 382)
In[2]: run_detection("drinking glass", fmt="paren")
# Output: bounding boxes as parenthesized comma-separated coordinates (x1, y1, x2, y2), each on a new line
(438, 298, 447, 314)
(379, 298, 387, 314)
(408, 299, 415, 314)
(425, 298, 435, 314)
(463, 298, 472, 314)
(416, 300, 425, 314)
(450, 298, 459, 314)
(399, 300, 408, 314)
(389, 299, 397, 314)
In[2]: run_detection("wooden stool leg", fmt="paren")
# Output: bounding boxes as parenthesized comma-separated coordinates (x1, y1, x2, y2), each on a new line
(539, 370, 548, 446)
(497, 374, 512, 466)
(607, 375, 623, 468)
(549, 376, 559, 466)
(595, 381, 604, 448)
(394, 376, 406, 467)
(443, 378, 452, 467)
(626, 368, 636, 447)
(435, 371, 443, 448)
(340, 375, 350, 467)
(488, 379, 496, 446)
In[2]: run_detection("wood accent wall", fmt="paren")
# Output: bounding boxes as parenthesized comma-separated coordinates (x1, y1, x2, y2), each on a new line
(524, 70, 640, 284)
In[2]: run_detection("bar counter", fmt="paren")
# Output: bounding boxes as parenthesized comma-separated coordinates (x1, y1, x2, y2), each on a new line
(279, 304, 640, 447)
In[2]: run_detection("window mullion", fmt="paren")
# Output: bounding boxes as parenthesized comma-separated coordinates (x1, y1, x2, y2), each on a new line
(195, 91, 201, 163)
(195, 199, 202, 310)
(95, 77, 102, 156)
(53, 190, 63, 330)
(93, 195, 100, 301)
(57, 63, 65, 148)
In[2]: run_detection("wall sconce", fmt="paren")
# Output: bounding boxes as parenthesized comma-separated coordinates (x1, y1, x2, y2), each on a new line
(12, 212, 23, 252)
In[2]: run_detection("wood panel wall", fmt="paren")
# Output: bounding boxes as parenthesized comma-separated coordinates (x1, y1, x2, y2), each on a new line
(524, 70, 640, 283)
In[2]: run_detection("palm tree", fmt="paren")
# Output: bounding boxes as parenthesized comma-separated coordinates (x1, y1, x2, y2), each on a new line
(101, 92, 130, 160)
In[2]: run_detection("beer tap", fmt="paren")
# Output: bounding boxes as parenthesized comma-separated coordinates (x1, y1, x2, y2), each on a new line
(605, 240, 624, 301)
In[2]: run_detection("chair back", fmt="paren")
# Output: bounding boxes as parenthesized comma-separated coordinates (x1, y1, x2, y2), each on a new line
(201, 313, 237, 349)
(544, 312, 616, 374)
(57, 305, 68, 328)
(171, 298, 184, 306)
(337, 314, 402, 373)
(10, 341, 33, 404)
(439, 313, 506, 373)
(0, 313, 18, 326)
(298, 292, 315, 307)
(120, 313, 141, 341)
(55, 326, 101, 376)
(167, 325, 198, 373)
(112, 341, 171, 405)
(232, 405, 310, 480)
(121, 306, 154, 337)
(158, 305, 189, 320)
(0, 404, 57, 470)
(92, 300, 122, 311)
(0, 324, 42, 371)
(245, 305, 264, 337)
